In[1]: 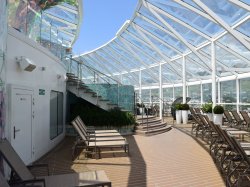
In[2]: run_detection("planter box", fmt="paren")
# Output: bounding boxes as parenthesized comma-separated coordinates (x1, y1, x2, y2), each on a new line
(176, 110, 182, 124)
(182, 110, 188, 124)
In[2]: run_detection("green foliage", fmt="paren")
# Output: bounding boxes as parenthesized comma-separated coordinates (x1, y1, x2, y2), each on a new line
(213, 105, 224, 114)
(39, 0, 77, 10)
(202, 103, 213, 113)
(175, 103, 182, 110)
(71, 102, 136, 127)
(181, 103, 190, 110)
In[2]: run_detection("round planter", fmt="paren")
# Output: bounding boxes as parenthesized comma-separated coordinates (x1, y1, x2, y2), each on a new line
(213, 114, 223, 126)
(139, 108, 144, 115)
(205, 113, 213, 121)
(176, 110, 182, 124)
(182, 110, 188, 124)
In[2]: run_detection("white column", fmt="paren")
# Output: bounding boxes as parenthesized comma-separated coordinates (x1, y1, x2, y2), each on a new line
(182, 55, 187, 103)
(236, 77, 240, 112)
(159, 63, 163, 119)
(200, 82, 203, 104)
(211, 41, 217, 108)
(173, 85, 175, 101)
(139, 68, 142, 103)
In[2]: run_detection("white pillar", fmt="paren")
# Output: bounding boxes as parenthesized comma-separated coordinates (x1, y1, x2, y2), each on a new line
(211, 41, 217, 108)
(236, 77, 240, 112)
(139, 69, 142, 103)
(182, 55, 187, 103)
(200, 82, 203, 104)
(173, 85, 175, 101)
(159, 63, 163, 119)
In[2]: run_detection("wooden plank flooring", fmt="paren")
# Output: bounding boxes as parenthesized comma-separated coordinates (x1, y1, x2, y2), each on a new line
(37, 125, 225, 187)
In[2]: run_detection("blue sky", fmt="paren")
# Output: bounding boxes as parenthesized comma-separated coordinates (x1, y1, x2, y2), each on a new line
(73, 0, 138, 55)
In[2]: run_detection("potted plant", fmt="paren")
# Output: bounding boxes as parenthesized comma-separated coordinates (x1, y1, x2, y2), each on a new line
(137, 103, 145, 115)
(181, 103, 189, 124)
(202, 103, 213, 121)
(175, 103, 182, 124)
(213, 105, 224, 126)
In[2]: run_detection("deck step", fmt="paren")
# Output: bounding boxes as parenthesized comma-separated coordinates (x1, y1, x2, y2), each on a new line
(136, 125, 172, 136)
(136, 122, 167, 130)
(136, 116, 158, 121)
(137, 118, 162, 125)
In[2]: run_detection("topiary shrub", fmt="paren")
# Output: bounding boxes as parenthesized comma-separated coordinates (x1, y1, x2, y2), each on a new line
(181, 103, 190, 110)
(213, 105, 224, 114)
(202, 103, 213, 113)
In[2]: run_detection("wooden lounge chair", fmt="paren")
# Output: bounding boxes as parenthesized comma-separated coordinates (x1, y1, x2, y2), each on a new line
(71, 119, 129, 159)
(0, 139, 111, 187)
(0, 172, 10, 187)
(224, 110, 236, 127)
(76, 116, 118, 134)
(231, 111, 246, 129)
(239, 111, 250, 130)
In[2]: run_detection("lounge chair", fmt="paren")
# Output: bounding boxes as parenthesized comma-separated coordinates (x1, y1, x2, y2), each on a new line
(239, 111, 250, 130)
(0, 172, 10, 187)
(71, 119, 129, 159)
(75, 116, 119, 134)
(231, 111, 246, 129)
(0, 139, 111, 187)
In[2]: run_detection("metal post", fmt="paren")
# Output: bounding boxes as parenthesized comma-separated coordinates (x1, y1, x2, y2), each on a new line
(236, 77, 240, 112)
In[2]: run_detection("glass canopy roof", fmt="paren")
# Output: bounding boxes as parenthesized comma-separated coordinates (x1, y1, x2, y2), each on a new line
(8, 0, 82, 48)
(75, 0, 250, 88)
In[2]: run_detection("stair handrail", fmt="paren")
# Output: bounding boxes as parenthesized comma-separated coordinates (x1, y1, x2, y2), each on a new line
(151, 96, 166, 122)
(136, 94, 150, 131)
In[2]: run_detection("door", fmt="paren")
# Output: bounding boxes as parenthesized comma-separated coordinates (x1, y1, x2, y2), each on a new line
(10, 87, 33, 165)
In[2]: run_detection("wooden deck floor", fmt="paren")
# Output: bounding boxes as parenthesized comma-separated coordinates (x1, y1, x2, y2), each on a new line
(36, 123, 226, 187)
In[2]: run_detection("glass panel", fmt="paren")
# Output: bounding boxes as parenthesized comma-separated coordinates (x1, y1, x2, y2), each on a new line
(236, 19, 250, 37)
(202, 83, 212, 103)
(188, 85, 201, 103)
(240, 77, 250, 103)
(148, 0, 223, 36)
(141, 89, 150, 103)
(122, 72, 139, 86)
(220, 80, 236, 103)
(174, 87, 182, 99)
(50, 91, 58, 139)
(240, 0, 250, 6)
(0, 0, 7, 139)
(151, 89, 159, 102)
(163, 87, 173, 102)
(200, 0, 248, 26)
(141, 67, 159, 85)
(57, 92, 63, 135)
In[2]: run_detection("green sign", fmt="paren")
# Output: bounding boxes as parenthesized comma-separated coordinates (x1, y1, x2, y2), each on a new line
(39, 89, 45, 95)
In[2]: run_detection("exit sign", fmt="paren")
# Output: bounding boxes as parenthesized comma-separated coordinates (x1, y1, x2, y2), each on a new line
(39, 89, 45, 95)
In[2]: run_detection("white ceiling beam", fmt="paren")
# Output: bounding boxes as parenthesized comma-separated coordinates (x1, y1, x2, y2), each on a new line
(144, 1, 209, 67)
(56, 4, 78, 14)
(229, 0, 250, 12)
(145, 1, 212, 40)
(193, 0, 250, 51)
(83, 55, 114, 77)
(118, 37, 161, 81)
(133, 21, 183, 55)
(198, 50, 238, 76)
(173, 0, 216, 23)
(216, 42, 250, 65)
(106, 45, 139, 68)
(132, 23, 183, 78)
(43, 12, 77, 29)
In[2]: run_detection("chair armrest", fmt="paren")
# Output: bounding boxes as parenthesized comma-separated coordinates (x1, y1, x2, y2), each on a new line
(28, 163, 50, 176)
(9, 178, 46, 187)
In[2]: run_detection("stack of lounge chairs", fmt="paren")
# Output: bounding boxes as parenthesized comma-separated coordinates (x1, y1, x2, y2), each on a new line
(0, 139, 111, 187)
(71, 116, 129, 159)
(190, 108, 250, 186)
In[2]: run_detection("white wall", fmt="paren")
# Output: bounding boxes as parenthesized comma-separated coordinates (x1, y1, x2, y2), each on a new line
(6, 27, 67, 163)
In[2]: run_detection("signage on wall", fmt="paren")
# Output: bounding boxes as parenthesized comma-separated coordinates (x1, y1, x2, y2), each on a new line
(39, 89, 45, 95)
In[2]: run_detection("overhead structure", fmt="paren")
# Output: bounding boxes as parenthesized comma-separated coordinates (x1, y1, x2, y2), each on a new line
(74, 0, 250, 111)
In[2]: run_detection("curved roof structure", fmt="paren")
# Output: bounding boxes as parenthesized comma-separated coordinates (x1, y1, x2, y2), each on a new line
(8, 0, 82, 48)
(75, 0, 250, 88)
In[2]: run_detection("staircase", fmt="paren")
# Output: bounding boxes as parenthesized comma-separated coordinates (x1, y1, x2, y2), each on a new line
(135, 116, 172, 136)
(66, 73, 119, 111)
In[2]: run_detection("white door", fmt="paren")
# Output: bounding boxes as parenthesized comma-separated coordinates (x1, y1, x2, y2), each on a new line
(10, 87, 33, 165)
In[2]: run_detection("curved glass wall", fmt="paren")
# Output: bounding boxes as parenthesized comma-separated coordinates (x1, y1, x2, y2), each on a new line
(70, 0, 250, 111)
(8, 0, 82, 59)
